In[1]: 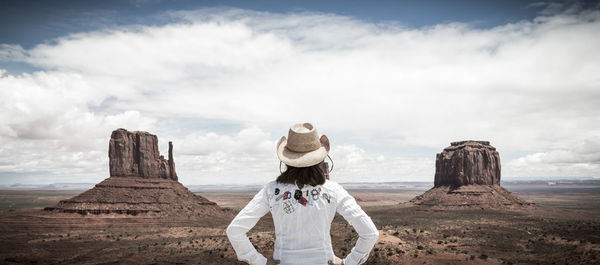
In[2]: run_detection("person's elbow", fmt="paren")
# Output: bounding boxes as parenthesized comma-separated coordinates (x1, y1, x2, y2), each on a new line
(226, 223, 244, 241)
(360, 217, 380, 243)
(361, 229, 380, 243)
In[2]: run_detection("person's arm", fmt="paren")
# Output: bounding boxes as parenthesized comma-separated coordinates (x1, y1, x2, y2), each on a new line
(226, 187, 270, 265)
(335, 186, 379, 265)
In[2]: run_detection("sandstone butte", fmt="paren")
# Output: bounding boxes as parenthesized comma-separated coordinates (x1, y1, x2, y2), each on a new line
(410, 140, 533, 209)
(45, 129, 228, 217)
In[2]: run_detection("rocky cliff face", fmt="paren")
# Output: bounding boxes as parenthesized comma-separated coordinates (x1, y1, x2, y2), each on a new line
(434, 140, 501, 187)
(410, 140, 532, 209)
(109, 129, 177, 180)
(45, 128, 231, 217)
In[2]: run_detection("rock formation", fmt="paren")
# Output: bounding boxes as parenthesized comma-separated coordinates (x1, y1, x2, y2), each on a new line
(434, 141, 500, 186)
(410, 140, 532, 209)
(108, 128, 177, 180)
(46, 129, 228, 217)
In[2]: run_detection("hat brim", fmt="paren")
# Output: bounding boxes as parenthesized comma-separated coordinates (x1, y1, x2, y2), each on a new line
(277, 135, 330, 167)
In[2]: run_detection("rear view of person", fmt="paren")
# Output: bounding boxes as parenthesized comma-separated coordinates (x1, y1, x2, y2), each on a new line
(227, 123, 379, 265)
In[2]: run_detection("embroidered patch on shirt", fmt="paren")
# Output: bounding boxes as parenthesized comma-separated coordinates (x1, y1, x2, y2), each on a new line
(283, 191, 291, 200)
(298, 196, 308, 206)
(275, 194, 284, 201)
(294, 189, 302, 200)
(283, 200, 295, 214)
(322, 193, 330, 203)
(311, 189, 320, 200)
(274, 188, 280, 195)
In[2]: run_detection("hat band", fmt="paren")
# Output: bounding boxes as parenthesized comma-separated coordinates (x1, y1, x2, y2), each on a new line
(285, 140, 321, 152)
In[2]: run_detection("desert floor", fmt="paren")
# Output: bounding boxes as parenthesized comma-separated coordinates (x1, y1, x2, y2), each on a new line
(0, 184, 598, 264)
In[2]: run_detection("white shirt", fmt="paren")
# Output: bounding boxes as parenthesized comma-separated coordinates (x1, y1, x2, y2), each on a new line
(226, 180, 379, 265)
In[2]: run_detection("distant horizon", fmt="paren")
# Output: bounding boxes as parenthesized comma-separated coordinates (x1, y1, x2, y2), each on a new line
(2, 176, 598, 190)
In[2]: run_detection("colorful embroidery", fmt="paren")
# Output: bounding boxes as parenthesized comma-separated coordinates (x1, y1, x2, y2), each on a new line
(275, 194, 284, 201)
(283, 191, 291, 200)
(283, 200, 294, 214)
(322, 193, 330, 203)
(311, 189, 320, 200)
(298, 196, 308, 206)
(294, 189, 302, 200)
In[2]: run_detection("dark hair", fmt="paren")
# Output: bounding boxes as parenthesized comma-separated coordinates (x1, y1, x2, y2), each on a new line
(277, 163, 326, 187)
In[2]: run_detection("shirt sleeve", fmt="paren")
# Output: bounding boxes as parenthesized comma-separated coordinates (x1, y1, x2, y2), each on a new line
(335, 185, 380, 265)
(226, 187, 270, 265)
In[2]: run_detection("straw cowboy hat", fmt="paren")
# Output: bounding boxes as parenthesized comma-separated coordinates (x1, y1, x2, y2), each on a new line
(277, 123, 330, 167)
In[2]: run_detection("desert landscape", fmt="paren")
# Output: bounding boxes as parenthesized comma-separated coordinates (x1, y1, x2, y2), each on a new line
(0, 134, 598, 265)
(1, 181, 599, 264)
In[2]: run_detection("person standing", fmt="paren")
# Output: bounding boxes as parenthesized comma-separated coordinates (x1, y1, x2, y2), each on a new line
(227, 123, 379, 265)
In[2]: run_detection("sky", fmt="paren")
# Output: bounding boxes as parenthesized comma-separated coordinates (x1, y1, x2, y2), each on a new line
(0, 0, 599, 186)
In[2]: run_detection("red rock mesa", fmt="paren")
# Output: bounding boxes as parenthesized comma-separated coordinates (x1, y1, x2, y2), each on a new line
(109, 129, 177, 180)
(434, 141, 500, 186)
(410, 141, 532, 209)
(45, 129, 225, 217)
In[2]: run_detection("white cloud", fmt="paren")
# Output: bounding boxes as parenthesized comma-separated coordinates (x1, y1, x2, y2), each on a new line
(170, 131, 434, 185)
(0, 70, 156, 183)
(0, 8, 599, 184)
(170, 127, 277, 184)
(0, 44, 27, 62)
(505, 136, 600, 178)
(330, 144, 434, 182)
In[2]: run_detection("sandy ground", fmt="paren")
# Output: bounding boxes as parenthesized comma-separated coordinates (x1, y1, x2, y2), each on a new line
(0, 189, 598, 264)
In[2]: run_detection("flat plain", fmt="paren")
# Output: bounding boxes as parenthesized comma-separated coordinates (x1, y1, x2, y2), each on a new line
(0, 181, 598, 264)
